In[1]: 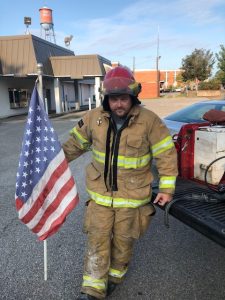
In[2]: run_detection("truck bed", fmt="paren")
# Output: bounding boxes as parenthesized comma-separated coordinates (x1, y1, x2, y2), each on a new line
(152, 177, 225, 248)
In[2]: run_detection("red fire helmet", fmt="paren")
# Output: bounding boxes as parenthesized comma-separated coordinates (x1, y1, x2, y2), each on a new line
(103, 66, 141, 97)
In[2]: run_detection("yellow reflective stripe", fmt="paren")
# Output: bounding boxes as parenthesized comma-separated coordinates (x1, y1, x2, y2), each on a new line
(87, 189, 150, 208)
(92, 148, 151, 169)
(159, 176, 176, 189)
(92, 148, 105, 164)
(152, 136, 174, 157)
(87, 189, 112, 206)
(70, 127, 91, 150)
(117, 153, 151, 168)
(109, 267, 128, 278)
(82, 275, 106, 290)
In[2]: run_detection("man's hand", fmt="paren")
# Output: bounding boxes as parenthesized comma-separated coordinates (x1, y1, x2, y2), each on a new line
(153, 193, 172, 206)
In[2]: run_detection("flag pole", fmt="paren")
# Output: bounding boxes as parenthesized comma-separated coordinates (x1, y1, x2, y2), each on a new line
(37, 63, 48, 281)
(44, 240, 48, 281)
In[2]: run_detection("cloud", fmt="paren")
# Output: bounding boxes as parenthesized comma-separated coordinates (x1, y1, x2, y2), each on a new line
(32, 0, 225, 69)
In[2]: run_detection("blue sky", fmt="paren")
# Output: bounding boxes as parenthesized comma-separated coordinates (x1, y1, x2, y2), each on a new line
(1, 0, 225, 72)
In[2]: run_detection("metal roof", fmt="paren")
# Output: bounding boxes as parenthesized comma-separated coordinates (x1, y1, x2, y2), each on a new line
(50, 54, 112, 79)
(0, 34, 74, 76)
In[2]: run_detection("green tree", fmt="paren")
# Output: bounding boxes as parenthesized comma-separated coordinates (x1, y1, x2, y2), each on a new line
(215, 44, 225, 86)
(181, 48, 215, 85)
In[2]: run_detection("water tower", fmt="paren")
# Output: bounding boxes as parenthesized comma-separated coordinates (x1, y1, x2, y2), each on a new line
(39, 6, 56, 43)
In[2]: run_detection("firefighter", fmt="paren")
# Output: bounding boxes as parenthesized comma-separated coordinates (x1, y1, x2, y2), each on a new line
(62, 66, 178, 300)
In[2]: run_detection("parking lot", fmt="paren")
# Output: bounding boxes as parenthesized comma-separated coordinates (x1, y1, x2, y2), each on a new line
(1, 96, 225, 300)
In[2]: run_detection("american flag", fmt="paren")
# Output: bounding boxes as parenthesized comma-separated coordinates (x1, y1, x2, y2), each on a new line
(15, 85, 79, 240)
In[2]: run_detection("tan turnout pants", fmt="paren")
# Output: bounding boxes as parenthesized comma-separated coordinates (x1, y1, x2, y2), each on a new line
(81, 200, 155, 299)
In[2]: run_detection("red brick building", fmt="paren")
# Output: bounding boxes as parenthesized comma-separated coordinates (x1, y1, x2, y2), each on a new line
(134, 69, 182, 99)
(111, 62, 182, 99)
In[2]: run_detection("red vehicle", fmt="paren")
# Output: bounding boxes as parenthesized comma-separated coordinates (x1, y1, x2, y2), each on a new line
(153, 101, 225, 248)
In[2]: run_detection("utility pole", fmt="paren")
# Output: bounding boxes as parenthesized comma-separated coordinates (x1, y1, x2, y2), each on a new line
(133, 56, 135, 73)
(156, 26, 161, 97)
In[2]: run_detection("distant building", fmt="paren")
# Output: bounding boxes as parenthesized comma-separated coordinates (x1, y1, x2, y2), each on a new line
(111, 62, 182, 100)
(0, 34, 111, 118)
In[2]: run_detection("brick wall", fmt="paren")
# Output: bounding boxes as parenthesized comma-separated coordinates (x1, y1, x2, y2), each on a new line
(109, 63, 182, 99)
(134, 70, 158, 99)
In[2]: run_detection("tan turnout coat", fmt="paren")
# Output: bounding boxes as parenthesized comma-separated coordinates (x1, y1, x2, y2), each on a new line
(62, 105, 178, 208)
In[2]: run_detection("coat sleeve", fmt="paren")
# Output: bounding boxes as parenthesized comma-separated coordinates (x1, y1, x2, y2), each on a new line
(62, 112, 92, 162)
(148, 115, 178, 194)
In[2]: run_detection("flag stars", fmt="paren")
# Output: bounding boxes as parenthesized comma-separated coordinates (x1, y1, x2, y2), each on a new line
(50, 137, 55, 142)
(29, 107, 33, 113)
(43, 146, 48, 152)
(35, 157, 41, 164)
(50, 127, 54, 133)
(35, 167, 41, 173)
(26, 129, 32, 136)
(37, 105, 41, 111)
(36, 147, 41, 153)
(36, 137, 41, 143)
(44, 126, 48, 132)
(27, 118, 32, 125)
(36, 116, 42, 122)
(23, 161, 29, 167)
(24, 151, 29, 157)
(43, 157, 48, 162)
(25, 140, 31, 146)
(22, 182, 27, 188)
(50, 146, 55, 152)
(21, 191, 28, 197)
(22, 172, 28, 178)
(44, 136, 49, 142)
(36, 126, 41, 132)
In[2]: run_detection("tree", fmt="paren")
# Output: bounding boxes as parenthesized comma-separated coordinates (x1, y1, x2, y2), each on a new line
(181, 49, 215, 85)
(215, 44, 225, 86)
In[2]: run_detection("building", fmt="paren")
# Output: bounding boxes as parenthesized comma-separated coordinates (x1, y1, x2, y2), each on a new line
(0, 34, 183, 118)
(0, 34, 111, 118)
(112, 62, 182, 100)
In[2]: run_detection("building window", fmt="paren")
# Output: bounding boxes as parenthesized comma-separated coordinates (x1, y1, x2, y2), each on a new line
(8, 88, 31, 109)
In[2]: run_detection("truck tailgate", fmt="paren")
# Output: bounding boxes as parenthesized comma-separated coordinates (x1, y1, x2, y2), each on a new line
(152, 177, 225, 247)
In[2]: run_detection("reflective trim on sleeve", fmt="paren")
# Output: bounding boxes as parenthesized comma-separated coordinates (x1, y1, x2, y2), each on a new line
(151, 136, 174, 157)
(82, 275, 106, 291)
(87, 189, 150, 208)
(92, 148, 105, 164)
(92, 148, 151, 169)
(70, 127, 91, 150)
(159, 176, 176, 189)
(109, 267, 128, 279)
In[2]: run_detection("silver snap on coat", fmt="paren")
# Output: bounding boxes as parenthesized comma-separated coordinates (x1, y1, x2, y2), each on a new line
(62, 105, 178, 208)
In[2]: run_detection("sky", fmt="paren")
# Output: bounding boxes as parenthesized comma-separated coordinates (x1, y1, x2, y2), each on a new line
(0, 0, 225, 72)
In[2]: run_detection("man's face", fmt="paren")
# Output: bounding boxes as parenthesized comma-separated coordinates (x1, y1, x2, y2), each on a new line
(108, 94, 132, 117)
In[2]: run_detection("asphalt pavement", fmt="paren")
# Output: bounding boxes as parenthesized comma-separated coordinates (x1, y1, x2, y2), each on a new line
(1, 103, 225, 300)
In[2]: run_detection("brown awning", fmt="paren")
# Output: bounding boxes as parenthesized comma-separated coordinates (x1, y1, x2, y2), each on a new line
(50, 54, 111, 79)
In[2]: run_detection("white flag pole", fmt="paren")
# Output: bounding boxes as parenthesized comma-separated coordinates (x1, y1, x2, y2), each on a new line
(37, 63, 48, 281)
(44, 239, 48, 281)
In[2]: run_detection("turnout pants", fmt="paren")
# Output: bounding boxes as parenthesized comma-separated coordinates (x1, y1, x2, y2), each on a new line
(81, 200, 155, 299)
